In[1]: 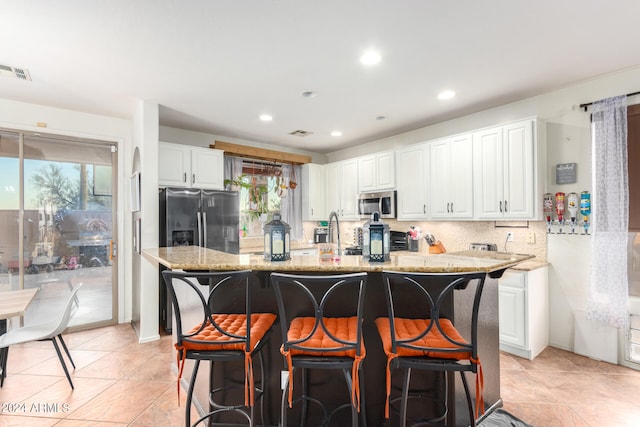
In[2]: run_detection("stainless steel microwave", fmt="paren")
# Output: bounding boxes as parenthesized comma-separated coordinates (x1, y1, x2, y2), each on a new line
(357, 190, 397, 219)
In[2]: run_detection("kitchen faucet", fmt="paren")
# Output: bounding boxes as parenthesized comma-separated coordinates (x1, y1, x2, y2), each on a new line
(328, 211, 341, 256)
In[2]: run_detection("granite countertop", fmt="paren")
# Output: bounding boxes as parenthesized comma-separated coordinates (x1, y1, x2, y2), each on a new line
(142, 246, 534, 274)
(508, 259, 549, 271)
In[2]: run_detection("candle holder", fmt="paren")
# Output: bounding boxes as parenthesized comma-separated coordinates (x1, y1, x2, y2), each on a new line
(263, 212, 290, 261)
(363, 211, 390, 262)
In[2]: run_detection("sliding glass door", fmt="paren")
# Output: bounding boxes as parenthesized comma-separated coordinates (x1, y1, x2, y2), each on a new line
(0, 129, 117, 329)
(0, 130, 19, 292)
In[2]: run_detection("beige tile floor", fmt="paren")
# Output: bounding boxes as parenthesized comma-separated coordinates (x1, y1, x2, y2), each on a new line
(501, 347, 640, 427)
(1, 323, 640, 426)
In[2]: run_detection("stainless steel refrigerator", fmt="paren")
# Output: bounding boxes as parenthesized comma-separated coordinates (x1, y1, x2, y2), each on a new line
(158, 187, 239, 332)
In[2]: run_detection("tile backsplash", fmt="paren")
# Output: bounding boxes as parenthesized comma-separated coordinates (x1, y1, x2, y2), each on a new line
(303, 220, 547, 261)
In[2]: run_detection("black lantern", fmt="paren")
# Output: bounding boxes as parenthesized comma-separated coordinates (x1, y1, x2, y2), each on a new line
(264, 212, 290, 261)
(362, 211, 390, 262)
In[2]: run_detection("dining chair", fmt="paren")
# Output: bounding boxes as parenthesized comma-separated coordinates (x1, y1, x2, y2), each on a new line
(270, 272, 367, 427)
(375, 270, 487, 427)
(0, 283, 82, 389)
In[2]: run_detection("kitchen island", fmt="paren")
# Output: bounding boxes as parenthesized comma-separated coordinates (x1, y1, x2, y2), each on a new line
(143, 246, 533, 427)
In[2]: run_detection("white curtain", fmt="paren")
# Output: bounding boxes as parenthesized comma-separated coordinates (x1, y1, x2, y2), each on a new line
(280, 164, 303, 241)
(588, 95, 629, 328)
(224, 155, 243, 187)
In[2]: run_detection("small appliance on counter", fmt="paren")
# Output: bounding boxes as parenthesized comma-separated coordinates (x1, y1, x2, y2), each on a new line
(314, 227, 329, 243)
(469, 242, 498, 251)
(390, 231, 408, 251)
(343, 245, 363, 255)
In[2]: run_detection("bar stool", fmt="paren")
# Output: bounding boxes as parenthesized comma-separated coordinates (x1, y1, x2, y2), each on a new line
(270, 272, 367, 427)
(375, 270, 487, 427)
(162, 270, 276, 427)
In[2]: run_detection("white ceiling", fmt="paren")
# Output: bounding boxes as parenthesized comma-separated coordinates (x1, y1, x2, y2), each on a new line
(2, 1, 640, 154)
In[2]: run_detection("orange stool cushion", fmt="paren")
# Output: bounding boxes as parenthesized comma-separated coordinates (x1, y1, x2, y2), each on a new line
(175, 312, 276, 407)
(182, 313, 276, 351)
(281, 316, 365, 410)
(286, 316, 361, 357)
(375, 317, 470, 359)
(375, 317, 483, 419)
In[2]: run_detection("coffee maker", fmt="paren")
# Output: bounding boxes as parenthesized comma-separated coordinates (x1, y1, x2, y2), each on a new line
(313, 227, 329, 243)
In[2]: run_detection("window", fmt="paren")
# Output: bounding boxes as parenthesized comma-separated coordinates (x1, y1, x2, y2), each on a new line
(228, 162, 285, 237)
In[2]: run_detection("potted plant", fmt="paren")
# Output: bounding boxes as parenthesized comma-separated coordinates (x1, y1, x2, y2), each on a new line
(224, 174, 270, 220)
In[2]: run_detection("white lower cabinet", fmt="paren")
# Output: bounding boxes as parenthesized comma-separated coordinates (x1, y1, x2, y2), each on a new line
(498, 266, 548, 360)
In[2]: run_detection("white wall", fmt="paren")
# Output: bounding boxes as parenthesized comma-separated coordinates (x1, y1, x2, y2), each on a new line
(0, 98, 133, 325)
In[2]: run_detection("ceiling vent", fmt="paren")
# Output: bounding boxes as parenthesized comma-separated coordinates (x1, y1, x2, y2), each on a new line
(0, 64, 32, 81)
(289, 129, 313, 137)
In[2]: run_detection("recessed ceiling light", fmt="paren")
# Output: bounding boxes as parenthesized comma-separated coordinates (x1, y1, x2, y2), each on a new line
(375, 116, 386, 121)
(330, 131, 342, 137)
(438, 90, 456, 100)
(301, 90, 317, 98)
(259, 114, 273, 122)
(360, 49, 381, 65)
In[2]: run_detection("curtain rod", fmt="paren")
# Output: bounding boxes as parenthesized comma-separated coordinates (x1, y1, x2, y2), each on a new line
(579, 90, 640, 111)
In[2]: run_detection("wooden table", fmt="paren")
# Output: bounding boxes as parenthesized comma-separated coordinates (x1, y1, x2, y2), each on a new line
(0, 288, 39, 385)
(0, 288, 39, 324)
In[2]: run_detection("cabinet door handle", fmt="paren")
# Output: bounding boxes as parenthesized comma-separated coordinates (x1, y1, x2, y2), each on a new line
(184, 172, 187, 183)
(504, 200, 508, 212)
(450, 202, 453, 213)
(311, 208, 314, 215)
(499, 201, 503, 213)
(423, 204, 426, 214)
(192, 173, 196, 184)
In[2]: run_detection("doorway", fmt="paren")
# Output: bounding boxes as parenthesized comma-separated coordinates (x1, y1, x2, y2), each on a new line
(0, 129, 118, 329)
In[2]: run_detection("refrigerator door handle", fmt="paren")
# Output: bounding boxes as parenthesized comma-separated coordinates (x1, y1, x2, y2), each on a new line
(203, 212, 208, 247)
(196, 211, 202, 247)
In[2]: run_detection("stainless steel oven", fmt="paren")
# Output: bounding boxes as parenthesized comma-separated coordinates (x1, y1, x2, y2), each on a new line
(357, 190, 397, 219)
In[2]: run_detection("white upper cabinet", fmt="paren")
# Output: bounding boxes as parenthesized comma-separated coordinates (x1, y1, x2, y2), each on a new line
(158, 142, 190, 187)
(473, 119, 537, 219)
(358, 151, 395, 192)
(191, 147, 224, 189)
(158, 142, 224, 190)
(395, 143, 429, 220)
(326, 159, 359, 220)
(301, 163, 327, 221)
(429, 134, 473, 219)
